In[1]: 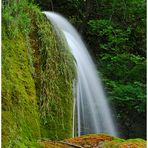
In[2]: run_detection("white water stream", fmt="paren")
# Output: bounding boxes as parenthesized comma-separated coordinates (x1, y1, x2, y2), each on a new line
(44, 11, 118, 137)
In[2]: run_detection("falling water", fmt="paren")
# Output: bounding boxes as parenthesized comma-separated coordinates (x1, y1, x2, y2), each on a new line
(44, 11, 118, 137)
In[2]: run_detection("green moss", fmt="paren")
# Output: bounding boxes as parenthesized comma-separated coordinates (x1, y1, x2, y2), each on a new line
(2, 0, 75, 146)
(2, 34, 41, 147)
(104, 136, 146, 148)
(125, 138, 146, 142)
(112, 137, 125, 142)
(31, 10, 75, 140)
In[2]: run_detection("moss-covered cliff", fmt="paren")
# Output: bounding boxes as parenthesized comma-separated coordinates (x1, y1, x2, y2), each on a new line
(2, 0, 75, 147)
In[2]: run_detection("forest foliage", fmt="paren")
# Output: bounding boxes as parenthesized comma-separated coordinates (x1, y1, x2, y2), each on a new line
(35, 0, 146, 139)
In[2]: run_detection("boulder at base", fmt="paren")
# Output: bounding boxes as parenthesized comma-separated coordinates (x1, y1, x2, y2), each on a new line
(40, 134, 146, 147)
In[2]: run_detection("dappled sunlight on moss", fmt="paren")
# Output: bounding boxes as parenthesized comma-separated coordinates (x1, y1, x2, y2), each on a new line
(64, 134, 113, 147)
(63, 134, 146, 148)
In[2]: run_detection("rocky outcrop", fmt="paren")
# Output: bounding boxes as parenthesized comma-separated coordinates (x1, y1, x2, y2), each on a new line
(2, 0, 75, 147)
(63, 134, 146, 148)
(40, 134, 146, 147)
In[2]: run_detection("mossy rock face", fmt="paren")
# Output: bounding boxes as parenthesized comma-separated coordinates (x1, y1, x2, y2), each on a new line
(2, 0, 75, 147)
(40, 140, 80, 148)
(33, 12, 75, 140)
(2, 34, 41, 147)
(104, 138, 146, 148)
(63, 134, 113, 147)
(63, 134, 146, 148)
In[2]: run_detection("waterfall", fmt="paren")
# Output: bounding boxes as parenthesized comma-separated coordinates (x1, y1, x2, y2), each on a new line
(44, 11, 118, 137)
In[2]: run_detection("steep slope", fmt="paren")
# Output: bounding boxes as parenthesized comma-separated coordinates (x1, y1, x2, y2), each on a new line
(2, 0, 75, 147)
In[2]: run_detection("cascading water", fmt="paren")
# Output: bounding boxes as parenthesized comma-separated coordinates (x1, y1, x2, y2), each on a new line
(44, 11, 118, 137)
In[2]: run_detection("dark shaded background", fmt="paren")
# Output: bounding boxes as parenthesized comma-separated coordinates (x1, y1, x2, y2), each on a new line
(34, 0, 146, 139)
